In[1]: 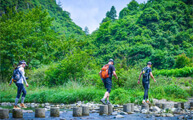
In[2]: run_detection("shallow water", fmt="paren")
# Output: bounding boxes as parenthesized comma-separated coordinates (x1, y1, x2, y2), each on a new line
(7, 110, 182, 120)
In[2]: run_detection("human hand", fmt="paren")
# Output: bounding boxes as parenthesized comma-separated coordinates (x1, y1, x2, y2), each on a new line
(154, 79, 156, 82)
(26, 84, 29, 87)
(138, 80, 140, 84)
(9, 84, 11, 86)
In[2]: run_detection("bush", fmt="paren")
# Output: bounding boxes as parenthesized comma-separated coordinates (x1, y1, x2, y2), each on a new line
(154, 67, 193, 77)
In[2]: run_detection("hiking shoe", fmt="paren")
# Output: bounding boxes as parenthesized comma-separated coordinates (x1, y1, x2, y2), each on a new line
(146, 100, 150, 104)
(13, 105, 21, 109)
(106, 101, 111, 105)
(142, 101, 146, 104)
(100, 99, 106, 105)
(20, 103, 27, 108)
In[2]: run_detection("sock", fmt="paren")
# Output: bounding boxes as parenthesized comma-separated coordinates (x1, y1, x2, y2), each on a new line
(147, 99, 149, 101)
(21, 97, 25, 103)
(15, 98, 19, 106)
(143, 99, 145, 102)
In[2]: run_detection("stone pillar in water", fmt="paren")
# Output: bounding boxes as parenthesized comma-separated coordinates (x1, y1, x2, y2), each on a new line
(12, 109, 23, 118)
(73, 107, 82, 117)
(155, 103, 162, 108)
(190, 102, 193, 110)
(35, 108, 45, 118)
(108, 104, 113, 115)
(82, 106, 89, 116)
(0, 109, 9, 119)
(141, 103, 149, 111)
(123, 103, 132, 112)
(50, 107, 60, 117)
(174, 103, 181, 109)
(99, 105, 108, 115)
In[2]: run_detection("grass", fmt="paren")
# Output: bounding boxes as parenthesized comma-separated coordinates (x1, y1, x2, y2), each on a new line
(0, 80, 191, 104)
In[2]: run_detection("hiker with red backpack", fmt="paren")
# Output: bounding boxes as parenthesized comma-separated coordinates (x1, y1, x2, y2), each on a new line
(138, 62, 156, 104)
(99, 59, 118, 105)
(9, 60, 29, 109)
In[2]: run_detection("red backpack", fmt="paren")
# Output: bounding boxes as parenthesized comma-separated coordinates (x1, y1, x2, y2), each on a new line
(101, 64, 109, 79)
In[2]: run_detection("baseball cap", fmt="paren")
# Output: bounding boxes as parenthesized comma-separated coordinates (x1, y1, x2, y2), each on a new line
(147, 62, 152, 65)
(19, 60, 28, 66)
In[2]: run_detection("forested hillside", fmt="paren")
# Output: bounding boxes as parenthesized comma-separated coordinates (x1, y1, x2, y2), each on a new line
(91, 0, 193, 69)
(0, 0, 85, 35)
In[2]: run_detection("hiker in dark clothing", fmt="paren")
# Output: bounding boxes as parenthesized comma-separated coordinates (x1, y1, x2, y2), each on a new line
(99, 59, 118, 105)
(9, 60, 29, 109)
(138, 62, 156, 104)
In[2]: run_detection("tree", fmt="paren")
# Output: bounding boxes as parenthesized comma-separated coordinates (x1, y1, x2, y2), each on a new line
(105, 6, 117, 20)
(84, 26, 89, 35)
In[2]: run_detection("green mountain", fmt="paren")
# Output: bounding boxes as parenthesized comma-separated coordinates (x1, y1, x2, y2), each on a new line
(91, 0, 193, 69)
(0, 0, 85, 35)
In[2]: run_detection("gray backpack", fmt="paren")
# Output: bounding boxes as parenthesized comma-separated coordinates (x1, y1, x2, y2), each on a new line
(12, 67, 22, 82)
(142, 67, 150, 79)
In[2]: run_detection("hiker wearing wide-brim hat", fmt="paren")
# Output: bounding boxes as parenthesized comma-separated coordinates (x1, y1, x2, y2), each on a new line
(138, 61, 156, 104)
(9, 60, 29, 109)
(99, 59, 118, 105)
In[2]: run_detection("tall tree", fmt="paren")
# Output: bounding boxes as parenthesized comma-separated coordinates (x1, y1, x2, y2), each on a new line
(84, 26, 89, 35)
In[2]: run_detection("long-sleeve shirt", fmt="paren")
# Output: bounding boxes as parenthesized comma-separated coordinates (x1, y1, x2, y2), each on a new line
(10, 66, 28, 85)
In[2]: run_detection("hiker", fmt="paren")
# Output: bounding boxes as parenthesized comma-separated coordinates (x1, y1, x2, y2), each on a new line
(138, 62, 156, 104)
(99, 59, 118, 105)
(9, 60, 29, 109)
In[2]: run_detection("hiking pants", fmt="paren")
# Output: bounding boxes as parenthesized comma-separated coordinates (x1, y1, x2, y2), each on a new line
(16, 83, 27, 98)
(142, 79, 150, 100)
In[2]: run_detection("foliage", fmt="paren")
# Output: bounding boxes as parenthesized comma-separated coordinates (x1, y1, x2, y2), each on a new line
(154, 67, 193, 77)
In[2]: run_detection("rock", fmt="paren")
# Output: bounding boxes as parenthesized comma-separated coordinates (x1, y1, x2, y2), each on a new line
(178, 116, 184, 119)
(162, 103, 169, 109)
(31, 103, 35, 108)
(141, 109, 148, 114)
(161, 113, 166, 117)
(114, 115, 124, 118)
(120, 112, 128, 115)
(152, 106, 161, 112)
(166, 113, 174, 117)
(73, 107, 82, 117)
(60, 118, 66, 120)
(12, 109, 23, 118)
(35, 108, 45, 118)
(50, 107, 60, 117)
(0, 109, 9, 119)
(155, 114, 161, 117)
(41, 104, 45, 107)
(134, 106, 140, 112)
(45, 103, 50, 106)
(155, 103, 162, 108)
(23, 110, 33, 113)
(1, 103, 8, 106)
(112, 111, 118, 115)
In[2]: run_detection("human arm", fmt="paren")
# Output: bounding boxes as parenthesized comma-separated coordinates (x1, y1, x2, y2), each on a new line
(99, 70, 102, 79)
(138, 72, 142, 84)
(19, 68, 29, 87)
(113, 71, 118, 80)
(9, 77, 13, 86)
(150, 72, 156, 82)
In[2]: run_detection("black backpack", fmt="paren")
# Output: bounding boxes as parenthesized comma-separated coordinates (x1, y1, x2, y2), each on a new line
(142, 67, 151, 79)
(12, 67, 22, 82)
